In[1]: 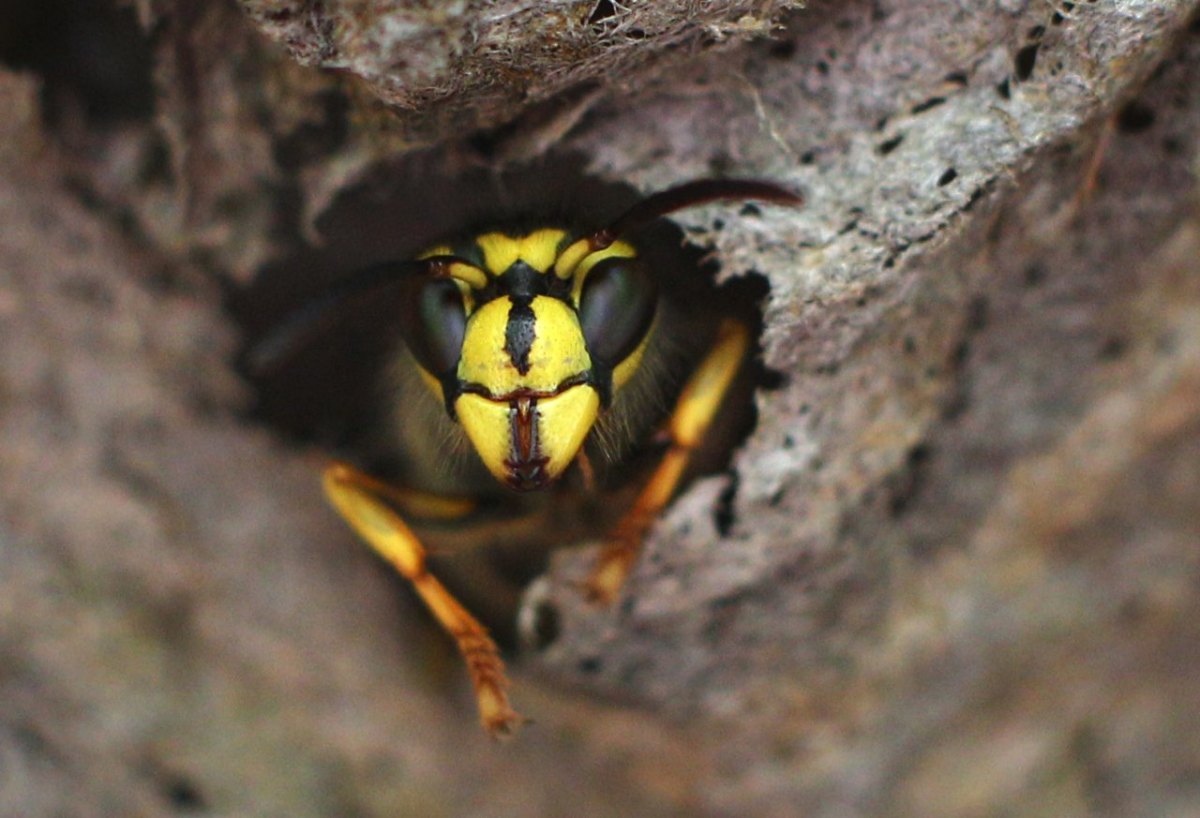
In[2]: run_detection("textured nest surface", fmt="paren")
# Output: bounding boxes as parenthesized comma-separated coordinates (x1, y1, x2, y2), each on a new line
(240, 0, 804, 138)
(2, 1, 1199, 817)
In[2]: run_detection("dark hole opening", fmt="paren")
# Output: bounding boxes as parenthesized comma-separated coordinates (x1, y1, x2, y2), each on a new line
(714, 474, 740, 537)
(229, 151, 785, 650)
(1116, 101, 1155, 134)
(769, 39, 797, 60)
(0, 0, 155, 128)
(162, 775, 207, 813)
(1014, 42, 1041, 82)
(911, 96, 946, 115)
(588, 0, 617, 26)
(877, 134, 905, 155)
(528, 598, 562, 651)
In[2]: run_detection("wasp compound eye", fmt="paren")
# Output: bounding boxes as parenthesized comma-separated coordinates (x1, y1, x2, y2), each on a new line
(401, 278, 468, 376)
(578, 256, 657, 367)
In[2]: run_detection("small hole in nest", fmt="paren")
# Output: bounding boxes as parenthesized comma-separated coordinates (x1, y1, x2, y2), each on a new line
(528, 598, 561, 650)
(1098, 336, 1127, 360)
(714, 473, 739, 537)
(769, 40, 797, 60)
(911, 96, 946, 115)
(161, 775, 206, 813)
(877, 134, 905, 155)
(1014, 42, 1040, 81)
(1116, 101, 1155, 133)
(587, 0, 616, 26)
(1023, 262, 1047, 287)
(578, 656, 604, 674)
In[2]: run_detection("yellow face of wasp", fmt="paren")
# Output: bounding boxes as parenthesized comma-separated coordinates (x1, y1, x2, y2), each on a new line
(406, 229, 653, 491)
(454, 295, 599, 490)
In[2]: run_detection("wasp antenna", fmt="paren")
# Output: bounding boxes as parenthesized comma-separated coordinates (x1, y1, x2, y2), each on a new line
(426, 255, 490, 289)
(599, 178, 803, 248)
(247, 259, 431, 374)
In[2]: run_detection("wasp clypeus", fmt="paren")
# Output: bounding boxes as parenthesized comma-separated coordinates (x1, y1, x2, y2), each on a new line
(254, 177, 801, 736)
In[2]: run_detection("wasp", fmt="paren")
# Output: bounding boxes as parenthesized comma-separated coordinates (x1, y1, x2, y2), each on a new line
(255, 177, 801, 735)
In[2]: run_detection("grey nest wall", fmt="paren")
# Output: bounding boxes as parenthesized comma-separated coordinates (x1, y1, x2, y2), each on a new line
(1, 1, 1198, 817)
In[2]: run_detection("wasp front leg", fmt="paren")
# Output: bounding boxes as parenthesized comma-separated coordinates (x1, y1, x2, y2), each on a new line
(585, 318, 750, 604)
(322, 462, 523, 736)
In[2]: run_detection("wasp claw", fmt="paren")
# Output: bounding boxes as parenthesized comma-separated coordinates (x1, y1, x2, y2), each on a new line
(477, 684, 525, 739)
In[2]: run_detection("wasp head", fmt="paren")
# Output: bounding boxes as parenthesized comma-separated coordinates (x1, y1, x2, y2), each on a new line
(401, 229, 655, 491)
(391, 179, 800, 491)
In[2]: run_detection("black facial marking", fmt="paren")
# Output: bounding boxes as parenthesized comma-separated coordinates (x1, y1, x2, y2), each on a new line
(476, 258, 569, 306)
(502, 261, 544, 299)
(504, 297, 537, 375)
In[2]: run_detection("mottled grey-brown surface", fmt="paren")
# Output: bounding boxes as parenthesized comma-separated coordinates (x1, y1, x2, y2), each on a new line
(1, 1, 1198, 817)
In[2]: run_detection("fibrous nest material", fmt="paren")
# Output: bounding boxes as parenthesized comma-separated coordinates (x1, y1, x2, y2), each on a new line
(239, 0, 803, 137)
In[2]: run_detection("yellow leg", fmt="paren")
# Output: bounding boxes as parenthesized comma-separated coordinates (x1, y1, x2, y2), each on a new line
(322, 462, 523, 737)
(337, 467, 477, 522)
(585, 319, 750, 604)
